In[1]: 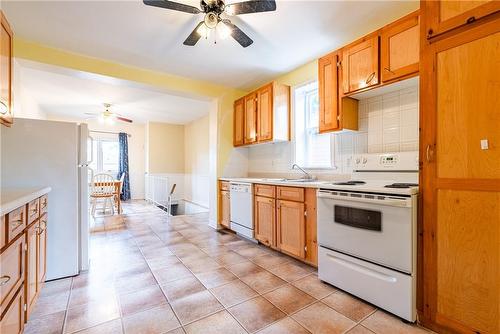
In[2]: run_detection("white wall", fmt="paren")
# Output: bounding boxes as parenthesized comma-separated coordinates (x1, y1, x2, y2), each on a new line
(184, 114, 209, 208)
(12, 59, 48, 120)
(247, 85, 419, 175)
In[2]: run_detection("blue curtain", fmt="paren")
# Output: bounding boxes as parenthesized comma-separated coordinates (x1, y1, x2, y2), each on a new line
(118, 133, 131, 201)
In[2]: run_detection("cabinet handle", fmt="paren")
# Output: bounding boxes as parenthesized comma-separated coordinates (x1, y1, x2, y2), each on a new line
(0, 275, 11, 286)
(426, 144, 434, 162)
(0, 100, 8, 115)
(384, 67, 395, 75)
(10, 219, 23, 230)
(365, 72, 376, 84)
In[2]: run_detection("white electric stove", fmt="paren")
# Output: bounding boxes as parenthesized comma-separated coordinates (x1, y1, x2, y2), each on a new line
(317, 151, 419, 322)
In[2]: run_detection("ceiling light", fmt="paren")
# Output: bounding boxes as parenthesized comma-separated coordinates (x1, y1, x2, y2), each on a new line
(218, 23, 232, 39)
(225, 5, 235, 16)
(197, 24, 209, 37)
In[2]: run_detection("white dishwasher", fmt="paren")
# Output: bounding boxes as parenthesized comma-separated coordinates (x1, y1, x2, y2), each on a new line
(229, 182, 254, 240)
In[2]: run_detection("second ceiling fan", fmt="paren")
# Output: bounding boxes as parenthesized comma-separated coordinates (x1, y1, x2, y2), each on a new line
(143, 0, 276, 47)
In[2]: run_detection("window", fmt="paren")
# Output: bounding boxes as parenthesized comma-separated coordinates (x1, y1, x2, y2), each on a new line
(89, 137, 120, 175)
(293, 81, 334, 169)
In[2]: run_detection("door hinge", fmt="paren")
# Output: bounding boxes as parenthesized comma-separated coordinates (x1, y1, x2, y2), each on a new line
(337, 61, 342, 67)
(304, 210, 307, 217)
(24, 304, 27, 312)
(304, 245, 308, 252)
(24, 244, 28, 252)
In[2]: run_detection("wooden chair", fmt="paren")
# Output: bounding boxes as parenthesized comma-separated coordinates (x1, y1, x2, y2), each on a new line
(115, 172, 126, 212)
(90, 173, 116, 217)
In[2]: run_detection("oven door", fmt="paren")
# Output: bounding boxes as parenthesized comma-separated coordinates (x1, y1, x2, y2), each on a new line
(317, 190, 415, 273)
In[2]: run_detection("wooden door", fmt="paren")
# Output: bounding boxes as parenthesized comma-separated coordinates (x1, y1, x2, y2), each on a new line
(0, 11, 13, 126)
(318, 52, 339, 133)
(0, 287, 24, 334)
(342, 36, 379, 94)
(220, 190, 230, 228)
(257, 83, 273, 142)
(25, 223, 38, 317)
(38, 214, 47, 284)
(0, 237, 24, 316)
(233, 98, 245, 147)
(254, 195, 275, 248)
(425, 0, 500, 39)
(277, 200, 305, 259)
(381, 11, 420, 83)
(244, 93, 257, 144)
(420, 15, 500, 334)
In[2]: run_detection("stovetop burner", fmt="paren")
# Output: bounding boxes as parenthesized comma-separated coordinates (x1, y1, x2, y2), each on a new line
(384, 183, 418, 189)
(333, 181, 366, 186)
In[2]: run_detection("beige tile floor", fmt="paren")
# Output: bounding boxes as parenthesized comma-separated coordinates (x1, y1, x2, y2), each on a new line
(25, 200, 433, 334)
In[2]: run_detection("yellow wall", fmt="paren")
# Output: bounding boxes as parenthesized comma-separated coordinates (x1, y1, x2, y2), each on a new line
(185, 114, 209, 175)
(146, 122, 185, 174)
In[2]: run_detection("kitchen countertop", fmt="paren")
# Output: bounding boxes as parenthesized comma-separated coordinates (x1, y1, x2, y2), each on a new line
(219, 177, 329, 188)
(0, 187, 52, 216)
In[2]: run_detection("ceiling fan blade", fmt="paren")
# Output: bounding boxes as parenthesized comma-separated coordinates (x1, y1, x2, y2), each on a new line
(143, 0, 201, 14)
(228, 0, 276, 15)
(223, 20, 253, 48)
(116, 116, 133, 123)
(183, 21, 204, 46)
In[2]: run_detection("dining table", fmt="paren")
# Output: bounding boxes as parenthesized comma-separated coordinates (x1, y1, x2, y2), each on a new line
(93, 180, 122, 214)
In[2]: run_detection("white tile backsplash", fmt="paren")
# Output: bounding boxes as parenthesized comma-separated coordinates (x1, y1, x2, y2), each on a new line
(247, 85, 419, 175)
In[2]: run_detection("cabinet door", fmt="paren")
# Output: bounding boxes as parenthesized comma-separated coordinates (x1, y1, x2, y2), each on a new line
(38, 214, 47, 284)
(25, 223, 38, 316)
(420, 19, 500, 334)
(255, 196, 275, 247)
(381, 12, 419, 83)
(220, 191, 230, 228)
(233, 98, 245, 147)
(425, 0, 500, 38)
(0, 287, 24, 334)
(342, 36, 379, 94)
(0, 11, 13, 126)
(0, 237, 24, 316)
(257, 83, 273, 142)
(318, 53, 340, 133)
(277, 200, 305, 259)
(244, 93, 257, 144)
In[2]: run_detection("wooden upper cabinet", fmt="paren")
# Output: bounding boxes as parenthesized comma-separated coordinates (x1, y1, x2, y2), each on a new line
(318, 52, 340, 133)
(277, 200, 305, 259)
(233, 98, 245, 147)
(255, 195, 275, 248)
(381, 11, 420, 83)
(257, 83, 273, 142)
(244, 93, 257, 145)
(425, 0, 500, 39)
(342, 35, 379, 94)
(0, 11, 13, 127)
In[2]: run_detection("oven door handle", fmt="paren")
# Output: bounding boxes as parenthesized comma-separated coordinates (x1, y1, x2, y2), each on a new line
(326, 253, 398, 282)
(318, 191, 411, 208)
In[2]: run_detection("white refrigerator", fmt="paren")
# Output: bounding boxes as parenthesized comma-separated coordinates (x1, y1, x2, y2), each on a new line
(1, 118, 91, 280)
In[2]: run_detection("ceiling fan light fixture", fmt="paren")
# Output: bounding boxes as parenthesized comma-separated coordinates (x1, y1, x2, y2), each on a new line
(197, 24, 209, 37)
(218, 22, 232, 39)
(225, 4, 235, 16)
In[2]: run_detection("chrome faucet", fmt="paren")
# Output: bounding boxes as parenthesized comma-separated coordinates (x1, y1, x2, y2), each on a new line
(291, 164, 314, 180)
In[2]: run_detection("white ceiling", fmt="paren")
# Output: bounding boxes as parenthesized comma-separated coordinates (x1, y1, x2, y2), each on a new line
(17, 61, 213, 124)
(3, 0, 419, 90)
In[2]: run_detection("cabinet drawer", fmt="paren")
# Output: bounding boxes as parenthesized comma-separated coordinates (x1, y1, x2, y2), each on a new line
(0, 216, 5, 250)
(0, 237, 25, 316)
(0, 287, 24, 334)
(40, 195, 48, 214)
(220, 181, 231, 192)
(6, 207, 26, 243)
(255, 184, 276, 198)
(277, 186, 304, 202)
(27, 198, 40, 225)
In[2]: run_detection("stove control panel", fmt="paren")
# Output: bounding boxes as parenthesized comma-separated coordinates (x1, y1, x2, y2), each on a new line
(354, 151, 419, 171)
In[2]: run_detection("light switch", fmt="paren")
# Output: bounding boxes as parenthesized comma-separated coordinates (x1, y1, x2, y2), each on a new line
(480, 139, 489, 150)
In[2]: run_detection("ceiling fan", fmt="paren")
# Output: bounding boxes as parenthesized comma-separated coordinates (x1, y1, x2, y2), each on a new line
(85, 104, 133, 124)
(143, 0, 277, 47)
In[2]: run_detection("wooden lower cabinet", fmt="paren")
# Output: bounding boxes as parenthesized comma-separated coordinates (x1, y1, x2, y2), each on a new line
(277, 200, 305, 259)
(25, 222, 38, 318)
(219, 190, 231, 229)
(0, 287, 24, 334)
(38, 214, 47, 284)
(254, 195, 275, 248)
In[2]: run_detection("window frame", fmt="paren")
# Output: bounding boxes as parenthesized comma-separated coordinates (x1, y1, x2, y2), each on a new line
(89, 136, 120, 176)
(291, 80, 338, 171)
